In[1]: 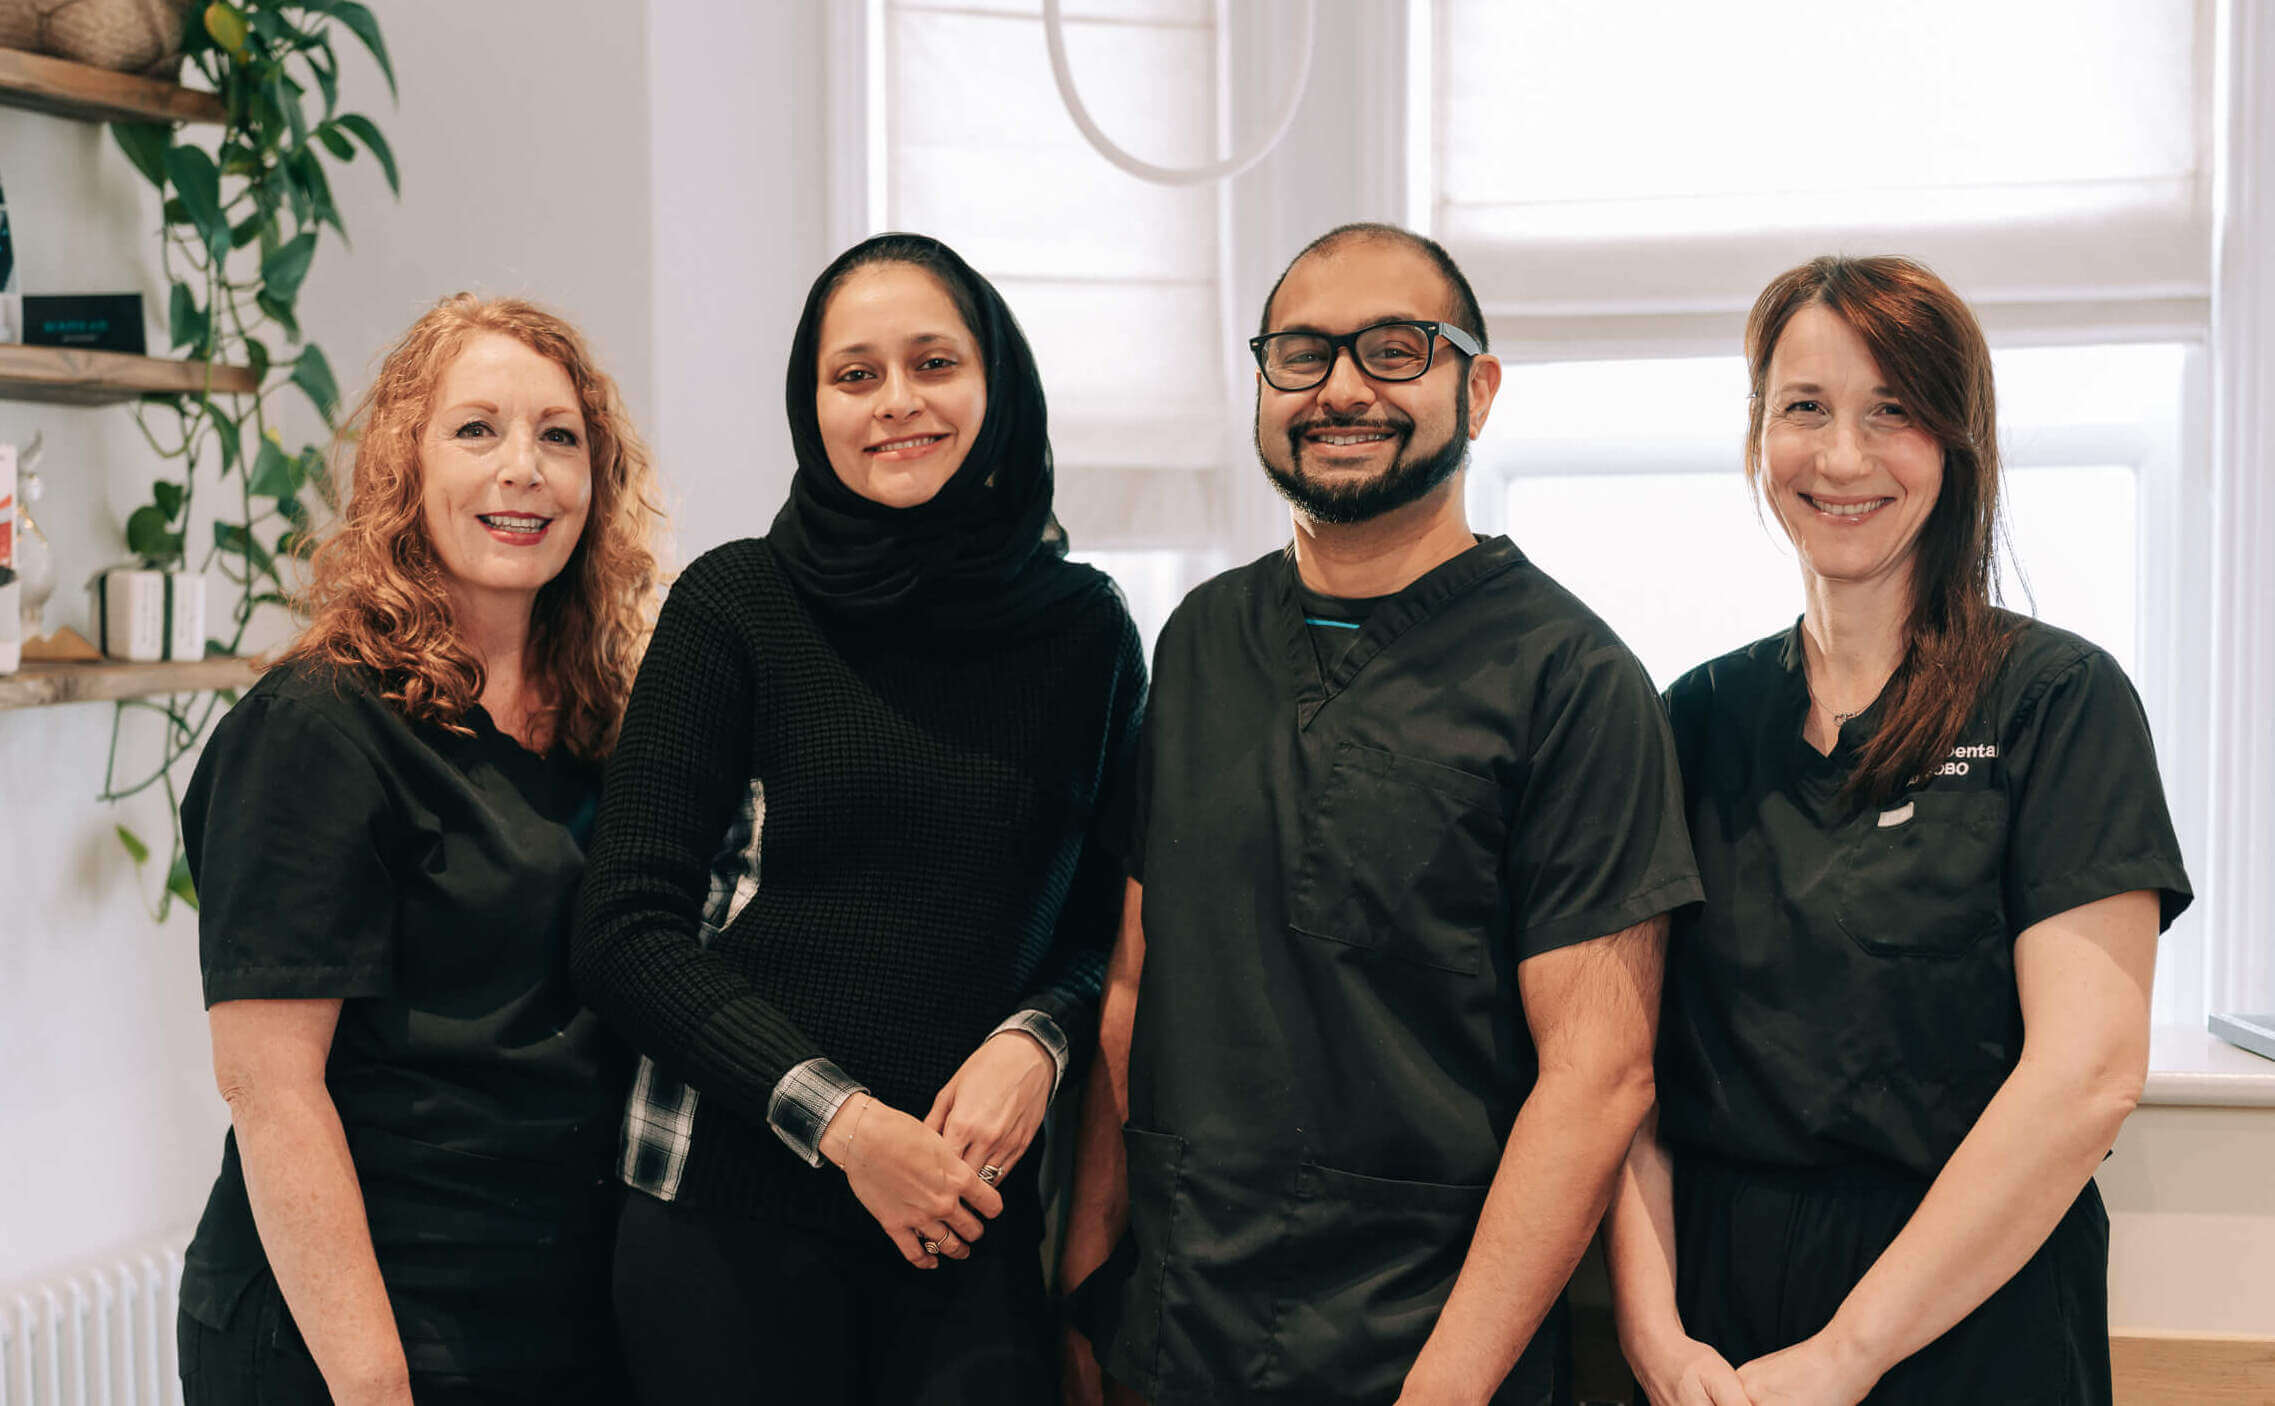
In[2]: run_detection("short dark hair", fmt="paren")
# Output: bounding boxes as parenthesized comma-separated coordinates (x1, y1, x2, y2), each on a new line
(1257, 223, 1489, 351)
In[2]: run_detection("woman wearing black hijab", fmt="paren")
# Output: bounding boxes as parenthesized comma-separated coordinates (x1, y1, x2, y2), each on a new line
(575, 234, 1146, 1404)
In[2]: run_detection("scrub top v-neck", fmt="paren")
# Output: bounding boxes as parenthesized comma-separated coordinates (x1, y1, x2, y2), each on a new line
(1656, 614, 2192, 1181)
(1110, 537, 1700, 1403)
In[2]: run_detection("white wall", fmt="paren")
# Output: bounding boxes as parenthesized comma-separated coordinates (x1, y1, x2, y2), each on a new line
(0, 0, 671, 1288)
(645, 0, 832, 560)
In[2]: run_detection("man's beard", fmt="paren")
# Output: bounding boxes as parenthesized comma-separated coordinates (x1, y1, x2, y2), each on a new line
(1256, 378, 1470, 526)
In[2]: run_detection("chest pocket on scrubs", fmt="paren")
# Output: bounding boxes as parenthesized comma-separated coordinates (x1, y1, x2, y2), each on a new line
(1836, 788, 2009, 958)
(1288, 742, 1509, 976)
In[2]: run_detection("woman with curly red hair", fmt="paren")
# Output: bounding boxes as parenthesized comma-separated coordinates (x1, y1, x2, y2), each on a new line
(175, 294, 664, 1405)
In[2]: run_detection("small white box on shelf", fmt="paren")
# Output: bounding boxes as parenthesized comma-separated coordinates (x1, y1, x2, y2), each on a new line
(93, 568, 206, 663)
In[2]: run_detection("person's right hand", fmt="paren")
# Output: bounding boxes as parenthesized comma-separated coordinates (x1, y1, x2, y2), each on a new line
(1630, 1331, 1753, 1406)
(823, 1093, 1004, 1267)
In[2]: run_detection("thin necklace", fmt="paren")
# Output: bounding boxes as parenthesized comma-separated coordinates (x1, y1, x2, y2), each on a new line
(1810, 689, 1867, 726)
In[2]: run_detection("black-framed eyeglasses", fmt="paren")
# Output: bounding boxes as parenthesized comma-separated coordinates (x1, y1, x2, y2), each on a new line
(1248, 319, 1483, 392)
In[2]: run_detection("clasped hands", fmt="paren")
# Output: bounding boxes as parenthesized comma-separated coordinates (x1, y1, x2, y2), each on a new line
(1624, 1326, 1880, 1406)
(821, 1029, 1056, 1268)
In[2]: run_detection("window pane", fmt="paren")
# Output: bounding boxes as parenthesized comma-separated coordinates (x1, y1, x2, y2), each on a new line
(2001, 466, 2138, 678)
(1440, 0, 2201, 239)
(1484, 347, 2174, 689)
(1069, 548, 1186, 657)
(1504, 471, 1793, 688)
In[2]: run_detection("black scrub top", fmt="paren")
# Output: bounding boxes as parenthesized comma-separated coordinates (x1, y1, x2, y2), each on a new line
(1109, 539, 1701, 1403)
(177, 661, 626, 1377)
(1657, 615, 2192, 1183)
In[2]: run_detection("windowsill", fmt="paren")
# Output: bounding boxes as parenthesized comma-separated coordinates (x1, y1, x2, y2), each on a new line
(2141, 1024, 2275, 1108)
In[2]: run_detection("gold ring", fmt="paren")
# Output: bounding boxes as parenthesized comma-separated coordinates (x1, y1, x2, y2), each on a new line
(979, 1164, 1002, 1184)
(922, 1238, 940, 1255)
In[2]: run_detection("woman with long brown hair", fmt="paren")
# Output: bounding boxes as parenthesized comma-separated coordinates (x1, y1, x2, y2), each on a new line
(1605, 257, 2191, 1405)
(175, 294, 663, 1404)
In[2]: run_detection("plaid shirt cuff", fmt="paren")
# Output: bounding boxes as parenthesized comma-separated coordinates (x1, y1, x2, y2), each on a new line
(989, 1008, 1071, 1099)
(767, 1057, 868, 1168)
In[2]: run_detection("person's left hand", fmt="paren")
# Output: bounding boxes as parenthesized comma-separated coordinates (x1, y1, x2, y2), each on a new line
(925, 1029, 1056, 1183)
(1734, 1331, 1880, 1406)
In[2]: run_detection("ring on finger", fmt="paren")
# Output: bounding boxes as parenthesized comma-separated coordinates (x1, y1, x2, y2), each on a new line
(978, 1164, 1002, 1184)
(921, 1238, 941, 1255)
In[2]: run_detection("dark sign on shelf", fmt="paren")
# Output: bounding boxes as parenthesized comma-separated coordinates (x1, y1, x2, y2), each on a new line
(22, 293, 146, 355)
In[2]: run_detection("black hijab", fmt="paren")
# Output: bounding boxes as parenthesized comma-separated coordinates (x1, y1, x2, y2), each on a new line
(769, 233, 1110, 636)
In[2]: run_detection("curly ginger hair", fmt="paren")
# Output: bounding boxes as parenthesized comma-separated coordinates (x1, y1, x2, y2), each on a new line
(278, 294, 665, 760)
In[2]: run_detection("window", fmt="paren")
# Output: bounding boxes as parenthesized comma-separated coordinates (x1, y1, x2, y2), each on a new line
(1468, 355, 2205, 1029)
(879, 0, 1233, 495)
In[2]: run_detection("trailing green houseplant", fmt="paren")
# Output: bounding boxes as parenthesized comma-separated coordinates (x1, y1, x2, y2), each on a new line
(102, 0, 397, 917)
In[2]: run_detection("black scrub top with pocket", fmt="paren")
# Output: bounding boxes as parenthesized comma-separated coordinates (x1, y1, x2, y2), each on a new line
(176, 661, 626, 1385)
(1657, 614, 2193, 1181)
(1106, 539, 1701, 1405)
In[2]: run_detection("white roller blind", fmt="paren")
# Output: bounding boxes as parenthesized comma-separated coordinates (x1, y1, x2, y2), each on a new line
(884, 0, 1230, 481)
(1432, 0, 2212, 318)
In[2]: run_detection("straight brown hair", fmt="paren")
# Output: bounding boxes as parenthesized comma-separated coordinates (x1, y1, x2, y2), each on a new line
(1744, 255, 2015, 806)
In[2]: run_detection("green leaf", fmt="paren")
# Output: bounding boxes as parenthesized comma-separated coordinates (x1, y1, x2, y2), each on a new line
(203, 1, 250, 58)
(292, 344, 340, 421)
(308, 48, 339, 117)
(167, 851, 200, 911)
(111, 122, 170, 187)
(167, 281, 205, 351)
(215, 520, 277, 577)
(316, 124, 354, 160)
(276, 495, 310, 528)
(260, 231, 318, 305)
(161, 196, 189, 225)
(247, 7, 290, 46)
(125, 506, 181, 565)
(254, 288, 301, 341)
(229, 212, 265, 248)
(153, 479, 186, 519)
(243, 336, 271, 384)
(274, 70, 309, 152)
(333, 113, 397, 195)
(115, 825, 150, 866)
(211, 412, 241, 473)
(276, 528, 312, 559)
(249, 437, 296, 497)
(161, 145, 229, 260)
(323, 0, 395, 100)
(286, 147, 343, 236)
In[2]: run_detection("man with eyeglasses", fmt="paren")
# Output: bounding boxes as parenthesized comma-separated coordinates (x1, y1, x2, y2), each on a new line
(1060, 224, 1700, 1406)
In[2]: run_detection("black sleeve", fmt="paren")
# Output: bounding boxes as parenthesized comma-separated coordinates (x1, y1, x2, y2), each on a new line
(1015, 609, 1148, 1060)
(185, 695, 397, 1005)
(2001, 647, 2193, 934)
(570, 572, 827, 1125)
(1505, 641, 1704, 959)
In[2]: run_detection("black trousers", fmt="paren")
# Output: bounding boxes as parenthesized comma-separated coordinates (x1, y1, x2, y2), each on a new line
(176, 1268, 625, 1405)
(612, 1188, 1056, 1406)
(1667, 1153, 2112, 1406)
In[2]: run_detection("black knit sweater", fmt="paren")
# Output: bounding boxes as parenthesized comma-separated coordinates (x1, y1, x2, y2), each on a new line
(572, 537, 1144, 1233)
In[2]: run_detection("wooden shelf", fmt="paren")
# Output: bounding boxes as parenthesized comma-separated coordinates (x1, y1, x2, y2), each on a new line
(0, 656, 260, 710)
(0, 47, 222, 126)
(0, 343, 257, 406)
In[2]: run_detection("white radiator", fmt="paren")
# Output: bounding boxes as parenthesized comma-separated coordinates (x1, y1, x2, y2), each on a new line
(0, 1241, 187, 1406)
